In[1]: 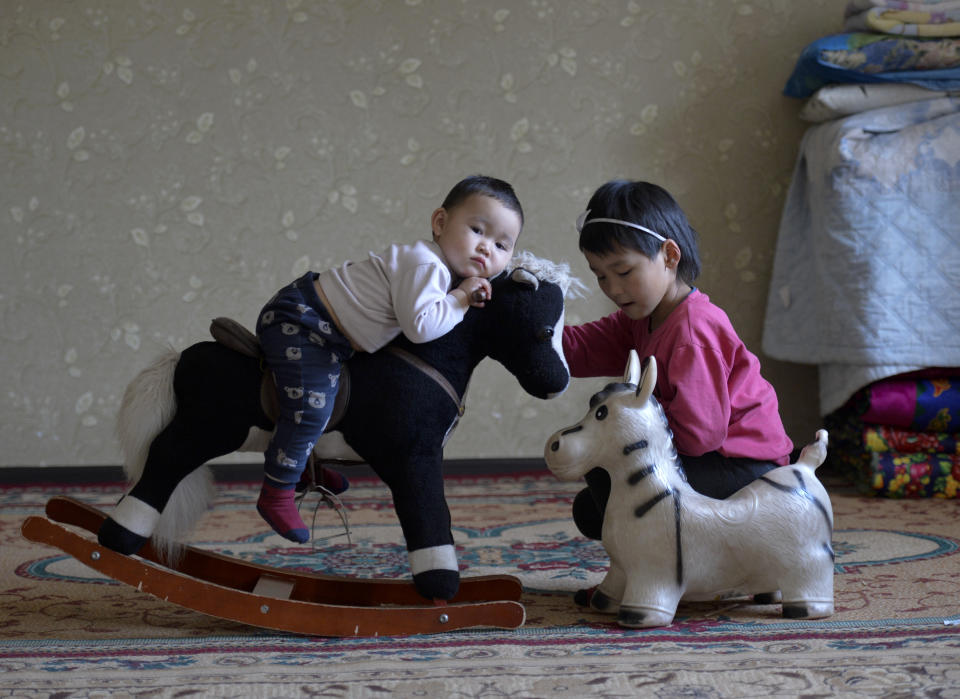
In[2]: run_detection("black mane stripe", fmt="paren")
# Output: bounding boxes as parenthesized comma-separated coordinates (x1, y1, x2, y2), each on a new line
(589, 383, 634, 408)
(627, 464, 656, 485)
(634, 488, 673, 518)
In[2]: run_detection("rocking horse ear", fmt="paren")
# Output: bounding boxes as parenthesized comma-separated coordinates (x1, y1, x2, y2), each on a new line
(623, 349, 641, 386)
(510, 267, 539, 290)
(636, 355, 657, 401)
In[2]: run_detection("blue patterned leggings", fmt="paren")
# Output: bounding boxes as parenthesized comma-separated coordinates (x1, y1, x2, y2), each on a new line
(257, 272, 355, 484)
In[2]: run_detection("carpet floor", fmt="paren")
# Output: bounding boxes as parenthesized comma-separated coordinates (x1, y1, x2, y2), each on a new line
(1, 472, 958, 697)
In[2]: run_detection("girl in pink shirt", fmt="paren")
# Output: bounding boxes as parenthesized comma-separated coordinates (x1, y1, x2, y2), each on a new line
(562, 180, 793, 548)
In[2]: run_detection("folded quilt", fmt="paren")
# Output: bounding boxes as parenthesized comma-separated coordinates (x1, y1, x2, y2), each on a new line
(867, 451, 960, 496)
(863, 425, 959, 453)
(845, 8, 960, 35)
(784, 33, 960, 97)
(819, 362, 932, 417)
(823, 34, 960, 71)
(846, 0, 960, 16)
(799, 83, 950, 122)
(824, 397, 960, 497)
(859, 376, 960, 431)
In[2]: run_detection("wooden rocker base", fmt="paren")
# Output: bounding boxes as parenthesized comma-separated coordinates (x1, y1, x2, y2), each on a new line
(21, 496, 526, 637)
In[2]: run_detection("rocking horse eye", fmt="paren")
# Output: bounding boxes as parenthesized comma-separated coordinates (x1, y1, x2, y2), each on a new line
(595, 405, 608, 420)
(536, 326, 554, 342)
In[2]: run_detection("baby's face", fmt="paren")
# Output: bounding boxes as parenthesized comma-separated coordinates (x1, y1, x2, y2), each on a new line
(432, 194, 522, 279)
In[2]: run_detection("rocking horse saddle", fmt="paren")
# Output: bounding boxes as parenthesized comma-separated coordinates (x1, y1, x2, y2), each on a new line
(209, 317, 351, 431)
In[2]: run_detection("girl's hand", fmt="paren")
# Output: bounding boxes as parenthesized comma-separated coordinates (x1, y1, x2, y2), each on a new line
(457, 277, 492, 307)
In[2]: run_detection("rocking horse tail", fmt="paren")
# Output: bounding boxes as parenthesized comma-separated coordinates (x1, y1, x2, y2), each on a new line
(116, 348, 180, 483)
(108, 347, 216, 562)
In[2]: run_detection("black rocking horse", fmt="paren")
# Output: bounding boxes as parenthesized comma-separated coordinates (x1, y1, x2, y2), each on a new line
(96, 252, 579, 603)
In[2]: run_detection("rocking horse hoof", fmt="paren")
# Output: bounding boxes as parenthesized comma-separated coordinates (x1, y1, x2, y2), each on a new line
(413, 569, 460, 601)
(97, 517, 148, 556)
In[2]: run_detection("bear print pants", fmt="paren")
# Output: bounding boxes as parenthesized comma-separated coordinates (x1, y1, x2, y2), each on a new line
(257, 271, 355, 484)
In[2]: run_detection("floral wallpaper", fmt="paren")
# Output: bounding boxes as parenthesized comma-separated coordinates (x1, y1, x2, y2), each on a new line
(0, 0, 836, 468)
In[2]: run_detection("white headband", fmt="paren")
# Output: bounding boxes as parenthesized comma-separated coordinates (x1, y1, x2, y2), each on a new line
(575, 209, 666, 243)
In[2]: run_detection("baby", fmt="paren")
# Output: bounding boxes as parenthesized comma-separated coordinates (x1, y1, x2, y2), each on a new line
(257, 175, 524, 542)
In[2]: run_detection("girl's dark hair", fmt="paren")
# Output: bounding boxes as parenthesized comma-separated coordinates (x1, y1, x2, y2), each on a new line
(579, 180, 701, 285)
(441, 175, 524, 229)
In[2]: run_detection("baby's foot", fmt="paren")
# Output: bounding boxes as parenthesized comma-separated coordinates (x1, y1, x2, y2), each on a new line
(319, 466, 349, 494)
(295, 465, 350, 494)
(257, 480, 309, 543)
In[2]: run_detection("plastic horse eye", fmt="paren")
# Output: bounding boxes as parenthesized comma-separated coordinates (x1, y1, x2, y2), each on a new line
(537, 326, 554, 342)
(595, 405, 608, 420)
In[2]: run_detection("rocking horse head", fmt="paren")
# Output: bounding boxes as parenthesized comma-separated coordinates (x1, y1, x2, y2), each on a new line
(399, 250, 584, 402)
(480, 257, 573, 399)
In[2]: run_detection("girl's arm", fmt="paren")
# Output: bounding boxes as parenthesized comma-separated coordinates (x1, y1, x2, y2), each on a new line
(562, 312, 636, 377)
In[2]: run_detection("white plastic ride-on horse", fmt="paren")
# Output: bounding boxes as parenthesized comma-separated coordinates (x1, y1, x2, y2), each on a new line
(544, 351, 835, 628)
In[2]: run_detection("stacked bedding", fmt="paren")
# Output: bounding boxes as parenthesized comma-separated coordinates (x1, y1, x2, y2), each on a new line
(845, 0, 960, 37)
(825, 372, 960, 497)
(784, 33, 960, 106)
(763, 1, 960, 496)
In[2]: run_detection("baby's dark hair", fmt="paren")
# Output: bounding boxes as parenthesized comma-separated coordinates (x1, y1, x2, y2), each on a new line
(441, 175, 524, 230)
(579, 180, 701, 285)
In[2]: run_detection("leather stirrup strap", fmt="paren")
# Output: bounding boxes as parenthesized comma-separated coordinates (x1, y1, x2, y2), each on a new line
(385, 346, 465, 416)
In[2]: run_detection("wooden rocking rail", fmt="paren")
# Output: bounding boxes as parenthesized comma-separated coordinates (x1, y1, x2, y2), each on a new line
(21, 496, 525, 637)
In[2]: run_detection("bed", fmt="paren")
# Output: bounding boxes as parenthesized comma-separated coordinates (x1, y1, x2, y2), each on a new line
(762, 91, 960, 496)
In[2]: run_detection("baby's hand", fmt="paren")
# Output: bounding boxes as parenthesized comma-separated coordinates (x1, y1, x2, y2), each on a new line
(458, 277, 492, 308)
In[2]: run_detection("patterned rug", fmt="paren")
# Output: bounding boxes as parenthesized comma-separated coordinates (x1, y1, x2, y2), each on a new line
(2, 473, 959, 697)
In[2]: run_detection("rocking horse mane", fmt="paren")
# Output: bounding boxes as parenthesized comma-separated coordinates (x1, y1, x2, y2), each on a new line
(507, 250, 587, 299)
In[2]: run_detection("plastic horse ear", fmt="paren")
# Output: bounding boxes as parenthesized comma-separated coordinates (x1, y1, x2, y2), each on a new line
(623, 349, 640, 385)
(622, 349, 656, 401)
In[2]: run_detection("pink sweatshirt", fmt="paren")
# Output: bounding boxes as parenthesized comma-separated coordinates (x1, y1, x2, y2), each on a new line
(563, 289, 792, 464)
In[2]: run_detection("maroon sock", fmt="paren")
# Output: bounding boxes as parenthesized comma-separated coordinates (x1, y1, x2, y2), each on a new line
(319, 466, 349, 494)
(257, 480, 309, 543)
(296, 465, 350, 494)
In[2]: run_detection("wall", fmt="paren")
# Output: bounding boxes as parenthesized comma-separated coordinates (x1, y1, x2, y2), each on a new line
(0, 0, 837, 467)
